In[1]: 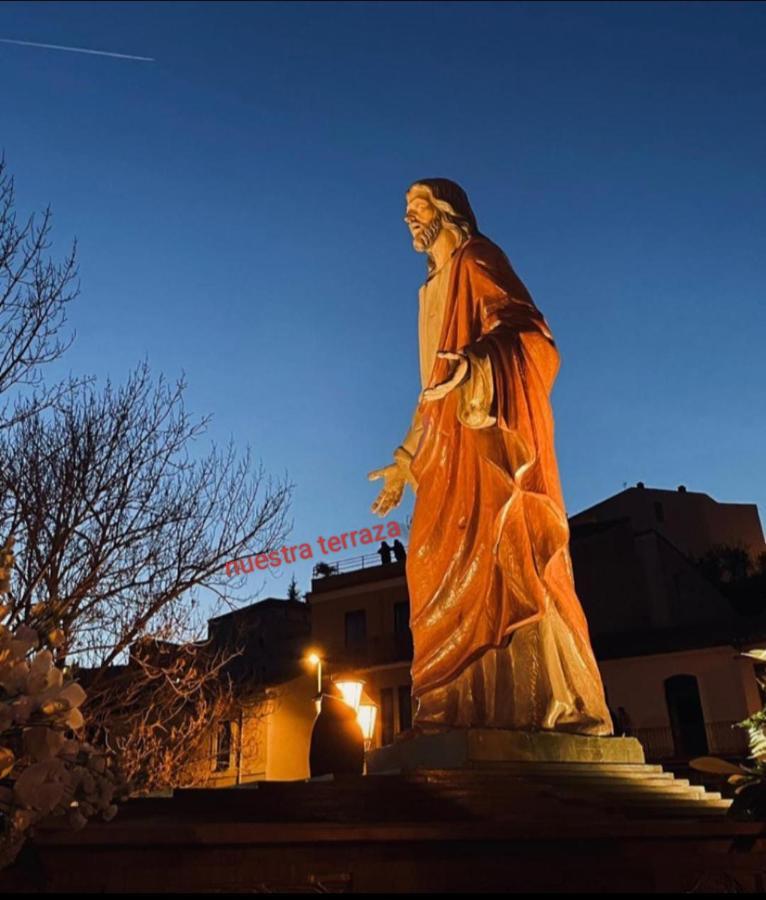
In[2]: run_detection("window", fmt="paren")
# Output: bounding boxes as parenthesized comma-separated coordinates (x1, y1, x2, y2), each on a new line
(394, 601, 410, 634)
(654, 501, 665, 523)
(398, 685, 412, 732)
(213, 720, 232, 772)
(345, 609, 367, 649)
(380, 687, 394, 746)
(664, 674, 707, 757)
(393, 600, 413, 658)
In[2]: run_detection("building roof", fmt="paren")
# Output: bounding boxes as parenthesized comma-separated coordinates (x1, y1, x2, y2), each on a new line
(207, 597, 308, 626)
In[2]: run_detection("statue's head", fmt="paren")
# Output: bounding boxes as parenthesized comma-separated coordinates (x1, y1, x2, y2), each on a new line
(404, 178, 479, 272)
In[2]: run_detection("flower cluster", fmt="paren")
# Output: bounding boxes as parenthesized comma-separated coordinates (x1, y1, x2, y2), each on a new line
(0, 537, 126, 868)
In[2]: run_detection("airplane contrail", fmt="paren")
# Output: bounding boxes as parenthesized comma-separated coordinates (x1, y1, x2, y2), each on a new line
(0, 38, 154, 61)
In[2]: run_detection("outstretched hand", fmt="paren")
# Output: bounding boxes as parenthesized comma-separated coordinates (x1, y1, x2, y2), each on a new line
(421, 350, 469, 403)
(368, 462, 406, 517)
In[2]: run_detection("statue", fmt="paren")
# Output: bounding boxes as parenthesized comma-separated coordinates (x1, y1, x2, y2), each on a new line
(368, 179, 613, 736)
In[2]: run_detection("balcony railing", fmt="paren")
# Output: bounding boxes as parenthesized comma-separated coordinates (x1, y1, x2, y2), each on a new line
(312, 551, 405, 577)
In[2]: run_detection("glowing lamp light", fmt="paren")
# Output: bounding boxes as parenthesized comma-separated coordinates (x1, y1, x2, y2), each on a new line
(334, 679, 364, 712)
(357, 703, 378, 747)
(306, 650, 323, 701)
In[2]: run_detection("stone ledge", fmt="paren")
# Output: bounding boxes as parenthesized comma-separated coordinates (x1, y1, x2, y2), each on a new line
(366, 728, 645, 773)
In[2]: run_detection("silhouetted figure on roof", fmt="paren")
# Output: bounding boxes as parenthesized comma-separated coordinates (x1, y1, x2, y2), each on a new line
(393, 539, 407, 562)
(309, 683, 364, 778)
(377, 541, 393, 565)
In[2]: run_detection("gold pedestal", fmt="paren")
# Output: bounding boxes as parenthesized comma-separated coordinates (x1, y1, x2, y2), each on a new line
(365, 728, 644, 774)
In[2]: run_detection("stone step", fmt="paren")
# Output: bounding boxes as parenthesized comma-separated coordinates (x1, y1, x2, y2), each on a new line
(624, 803, 732, 819)
(427, 787, 724, 809)
(404, 771, 731, 821)
(562, 789, 725, 804)
(610, 796, 731, 809)
(409, 774, 681, 792)
(552, 782, 721, 800)
(467, 761, 663, 771)
(414, 763, 666, 777)
(431, 792, 725, 811)
(412, 779, 705, 800)
(412, 770, 678, 785)
(166, 764, 732, 826)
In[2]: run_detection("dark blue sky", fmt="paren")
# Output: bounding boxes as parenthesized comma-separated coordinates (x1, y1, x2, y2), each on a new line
(1, 1, 764, 600)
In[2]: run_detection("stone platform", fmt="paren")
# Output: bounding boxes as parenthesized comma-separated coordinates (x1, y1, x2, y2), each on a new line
(366, 728, 645, 773)
(3, 730, 765, 893)
(2, 754, 764, 893)
(0, 761, 766, 894)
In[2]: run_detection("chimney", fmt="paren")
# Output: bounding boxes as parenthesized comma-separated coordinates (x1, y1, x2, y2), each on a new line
(678, 485, 687, 493)
(636, 481, 645, 489)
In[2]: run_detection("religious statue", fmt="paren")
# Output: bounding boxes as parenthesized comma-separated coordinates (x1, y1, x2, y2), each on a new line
(369, 178, 613, 736)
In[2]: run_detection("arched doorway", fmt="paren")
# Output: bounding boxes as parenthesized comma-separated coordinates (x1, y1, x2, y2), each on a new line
(664, 674, 708, 757)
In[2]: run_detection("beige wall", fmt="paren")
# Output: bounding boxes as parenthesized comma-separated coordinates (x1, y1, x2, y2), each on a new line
(183, 674, 318, 787)
(309, 576, 409, 666)
(265, 674, 316, 781)
(601, 645, 761, 729)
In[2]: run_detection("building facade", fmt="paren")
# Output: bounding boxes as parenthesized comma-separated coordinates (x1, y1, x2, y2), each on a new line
(306, 556, 414, 748)
(187, 483, 766, 785)
(569, 483, 766, 759)
(304, 484, 766, 761)
(187, 598, 316, 787)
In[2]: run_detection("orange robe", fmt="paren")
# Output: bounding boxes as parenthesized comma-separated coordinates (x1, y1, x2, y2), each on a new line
(403, 235, 612, 734)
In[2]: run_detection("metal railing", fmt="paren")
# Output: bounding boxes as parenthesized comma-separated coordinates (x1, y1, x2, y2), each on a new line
(312, 550, 405, 577)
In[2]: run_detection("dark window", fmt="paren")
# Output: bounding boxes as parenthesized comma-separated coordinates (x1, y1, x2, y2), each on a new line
(665, 674, 708, 757)
(398, 685, 412, 732)
(394, 601, 410, 634)
(214, 720, 232, 772)
(345, 609, 367, 648)
(380, 687, 394, 746)
(654, 501, 665, 523)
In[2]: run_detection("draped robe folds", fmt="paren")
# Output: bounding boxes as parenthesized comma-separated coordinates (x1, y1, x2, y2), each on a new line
(400, 235, 613, 735)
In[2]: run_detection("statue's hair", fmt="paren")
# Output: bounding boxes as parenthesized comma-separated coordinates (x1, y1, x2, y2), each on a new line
(407, 179, 480, 277)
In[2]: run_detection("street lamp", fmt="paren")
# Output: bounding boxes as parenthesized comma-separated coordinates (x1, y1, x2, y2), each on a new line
(357, 702, 378, 750)
(334, 678, 378, 752)
(334, 678, 364, 712)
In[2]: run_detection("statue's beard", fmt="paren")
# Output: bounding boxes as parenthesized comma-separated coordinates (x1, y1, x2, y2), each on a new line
(411, 215, 443, 252)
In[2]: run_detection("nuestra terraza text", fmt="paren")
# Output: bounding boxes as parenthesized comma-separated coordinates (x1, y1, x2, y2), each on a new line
(224, 520, 403, 576)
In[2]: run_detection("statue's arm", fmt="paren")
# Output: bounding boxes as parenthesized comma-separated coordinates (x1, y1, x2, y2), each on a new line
(450, 250, 521, 430)
(368, 402, 422, 515)
(393, 404, 424, 488)
(455, 349, 496, 429)
(455, 248, 559, 436)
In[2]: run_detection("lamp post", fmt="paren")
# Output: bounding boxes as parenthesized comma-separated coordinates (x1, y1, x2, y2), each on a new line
(307, 651, 323, 714)
(307, 651, 322, 693)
